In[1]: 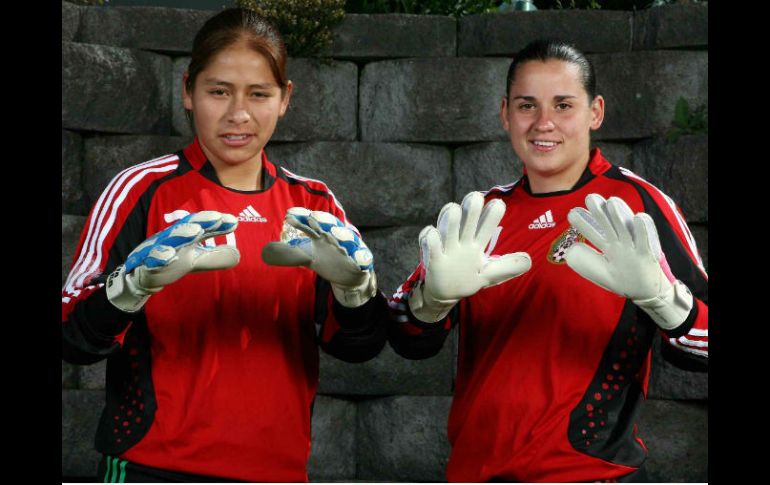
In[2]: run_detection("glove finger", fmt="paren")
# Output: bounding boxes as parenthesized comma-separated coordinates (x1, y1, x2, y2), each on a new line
(459, 192, 484, 243)
(475, 198, 506, 248)
(132, 245, 183, 290)
(191, 245, 241, 272)
(437, 202, 462, 251)
(480, 251, 532, 287)
(567, 208, 609, 253)
(606, 197, 635, 247)
(419, 225, 443, 271)
(262, 241, 313, 267)
(163, 223, 205, 249)
(143, 245, 177, 269)
(329, 226, 373, 270)
(584, 194, 618, 242)
(633, 213, 675, 284)
(125, 237, 161, 273)
(564, 242, 615, 293)
(352, 248, 374, 271)
(633, 213, 663, 261)
(286, 210, 320, 239)
(310, 210, 345, 232)
(187, 211, 236, 235)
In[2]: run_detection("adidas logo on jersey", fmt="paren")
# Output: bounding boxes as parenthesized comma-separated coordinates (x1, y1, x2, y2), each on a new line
(528, 210, 556, 229)
(239, 205, 267, 223)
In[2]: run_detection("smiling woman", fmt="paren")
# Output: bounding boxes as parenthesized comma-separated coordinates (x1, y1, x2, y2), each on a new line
(387, 39, 709, 482)
(61, 8, 387, 482)
(500, 57, 604, 193)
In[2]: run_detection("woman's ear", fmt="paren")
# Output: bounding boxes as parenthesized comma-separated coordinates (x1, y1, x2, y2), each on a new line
(590, 95, 605, 131)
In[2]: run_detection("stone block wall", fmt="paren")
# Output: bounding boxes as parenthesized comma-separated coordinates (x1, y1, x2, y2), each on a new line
(62, 2, 707, 481)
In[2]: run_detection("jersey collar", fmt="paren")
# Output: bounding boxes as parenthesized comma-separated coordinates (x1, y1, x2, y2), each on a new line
(182, 137, 277, 193)
(521, 147, 612, 197)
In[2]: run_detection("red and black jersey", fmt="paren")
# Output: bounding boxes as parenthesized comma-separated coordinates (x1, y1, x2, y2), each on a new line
(62, 138, 386, 482)
(389, 148, 708, 482)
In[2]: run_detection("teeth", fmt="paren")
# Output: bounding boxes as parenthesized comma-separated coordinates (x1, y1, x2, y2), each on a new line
(225, 135, 248, 140)
(533, 140, 557, 147)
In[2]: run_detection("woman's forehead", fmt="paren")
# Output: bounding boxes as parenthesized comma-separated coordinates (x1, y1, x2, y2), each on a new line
(510, 60, 585, 93)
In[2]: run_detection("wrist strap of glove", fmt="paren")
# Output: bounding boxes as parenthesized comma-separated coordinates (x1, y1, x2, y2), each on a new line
(105, 265, 159, 313)
(408, 282, 458, 323)
(633, 280, 694, 331)
(331, 271, 378, 308)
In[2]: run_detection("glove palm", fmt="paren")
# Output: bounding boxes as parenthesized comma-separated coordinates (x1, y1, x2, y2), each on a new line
(564, 194, 693, 330)
(410, 192, 532, 323)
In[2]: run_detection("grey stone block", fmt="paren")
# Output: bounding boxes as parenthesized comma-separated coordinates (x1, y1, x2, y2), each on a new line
(62, 390, 103, 478)
(648, 336, 707, 400)
(362, 226, 423, 297)
(638, 399, 708, 482)
(63, 130, 88, 216)
(62, 42, 171, 135)
(62, 1, 81, 42)
(633, 3, 708, 51)
(79, 7, 215, 54)
(62, 361, 79, 389)
(172, 57, 193, 137)
(690, 224, 707, 272)
(459, 10, 632, 57)
(357, 396, 452, 481)
(273, 59, 358, 142)
(591, 51, 708, 141)
(454, 142, 523, 199)
(265, 142, 452, 227)
(80, 360, 108, 391)
(631, 135, 708, 223)
(319, 328, 455, 397)
(83, 135, 191, 207)
(331, 14, 456, 60)
(360, 58, 511, 142)
(307, 396, 356, 481)
(62, 215, 87, 286)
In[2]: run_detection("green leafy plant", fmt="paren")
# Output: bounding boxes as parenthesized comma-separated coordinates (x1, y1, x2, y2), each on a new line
(666, 97, 708, 142)
(237, 0, 346, 57)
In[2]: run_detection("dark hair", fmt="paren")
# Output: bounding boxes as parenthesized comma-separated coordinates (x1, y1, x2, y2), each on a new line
(185, 8, 289, 96)
(505, 39, 597, 101)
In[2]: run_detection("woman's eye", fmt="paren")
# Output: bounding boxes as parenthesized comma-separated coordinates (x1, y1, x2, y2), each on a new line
(556, 103, 571, 110)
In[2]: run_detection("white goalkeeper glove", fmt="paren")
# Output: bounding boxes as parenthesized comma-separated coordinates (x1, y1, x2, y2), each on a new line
(409, 191, 532, 323)
(106, 211, 240, 313)
(564, 194, 693, 330)
(261, 208, 376, 308)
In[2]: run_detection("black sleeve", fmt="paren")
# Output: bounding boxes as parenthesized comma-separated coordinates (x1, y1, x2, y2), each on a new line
(619, 170, 709, 372)
(62, 284, 136, 365)
(61, 169, 161, 366)
(315, 277, 388, 363)
(386, 297, 457, 360)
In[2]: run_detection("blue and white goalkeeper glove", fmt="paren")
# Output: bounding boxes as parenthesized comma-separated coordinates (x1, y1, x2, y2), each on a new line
(261, 208, 376, 308)
(409, 191, 532, 323)
(106, 211, 240, 313)
(564, 194, 693, 330)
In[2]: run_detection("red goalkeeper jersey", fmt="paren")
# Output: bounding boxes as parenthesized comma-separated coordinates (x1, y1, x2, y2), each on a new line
(62, 138, 386, 482)
(389, 148, 708, 482)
